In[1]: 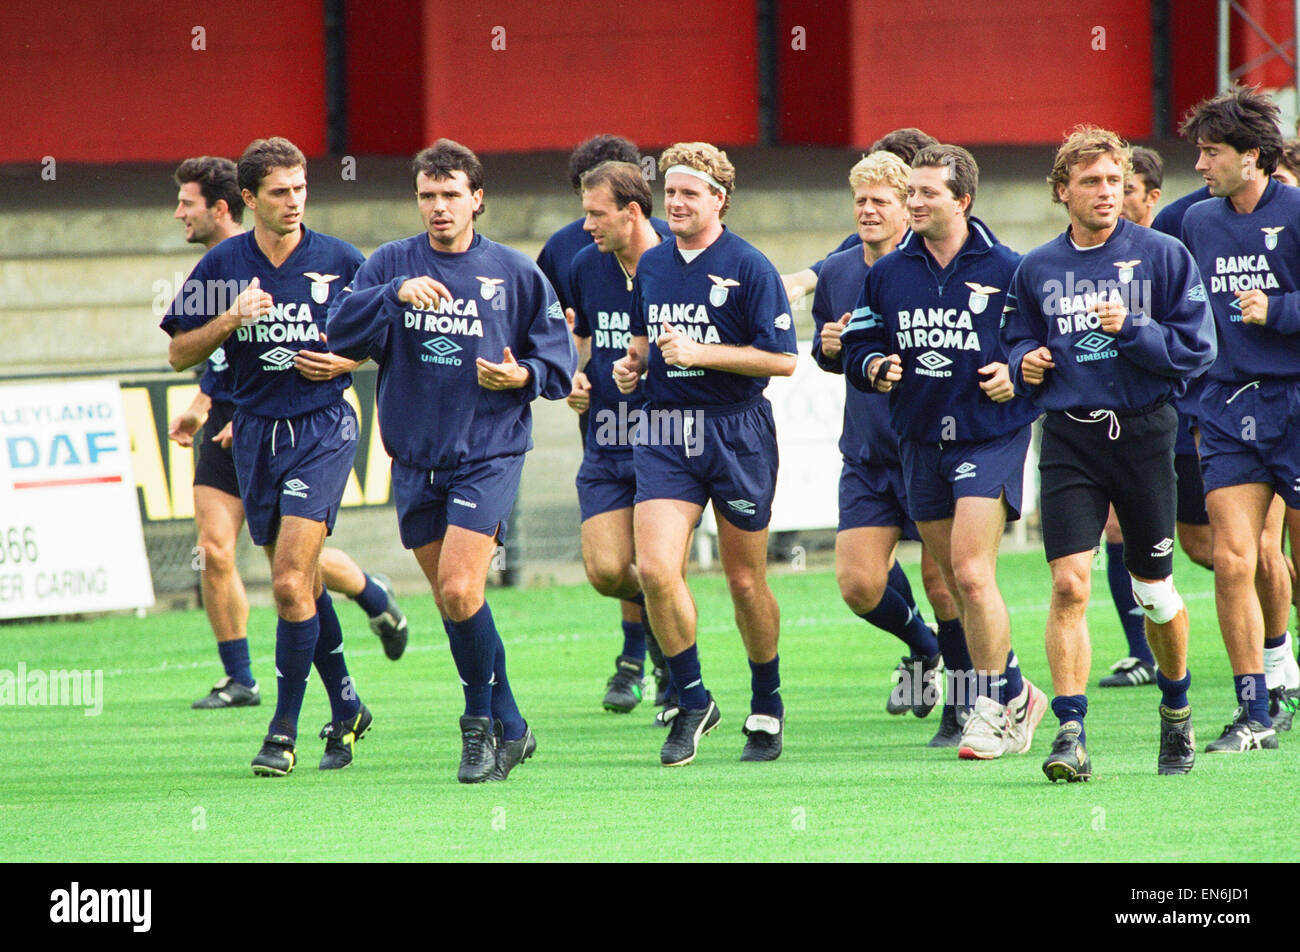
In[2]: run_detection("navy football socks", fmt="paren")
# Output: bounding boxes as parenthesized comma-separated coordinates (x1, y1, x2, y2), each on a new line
(353, 573, 389, 618)
(312, 590, 360, 723)
(268, 615, 319, 740)
(990, 651, 1025, 706)
(1051, 694, 1088, 746)
(490, 631, 527, 741)
(447, 602, 498, 719)
(859, 585, 939, 658)
(621, 620, 647, 665)
(1107, 543, 1154, 664)
(749, 655, 783, 718)
(1157, 669, 1190, 711)
(666, 644, 708, 710)
(217, 638, 255, 688)
(934, 616, 973, 706)
(1235, 673, 1270, 725)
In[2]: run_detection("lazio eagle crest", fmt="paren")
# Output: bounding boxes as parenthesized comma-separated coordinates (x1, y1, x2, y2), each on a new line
(304, 272, 340, 304)
(964, 282, 1000, 314)
(708, 274, 740, 307)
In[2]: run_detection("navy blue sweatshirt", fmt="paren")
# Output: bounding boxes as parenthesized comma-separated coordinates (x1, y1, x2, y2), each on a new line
(840, 218, 1037, 442)
(1182, 178, 1300, 383)
(326, 232, 576, 469)
(1003, 217, 1216, 410)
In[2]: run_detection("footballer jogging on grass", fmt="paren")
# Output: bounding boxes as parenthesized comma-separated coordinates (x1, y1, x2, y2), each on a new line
(1179, 86, 1300, 752)
(810, 149, 971, 747)
(163, 138, 373, 777)
(167, 158, 409, 717)
(539, 135, 677, 718)
(327, 139, 576, 783)
(612, 141, 797, 766)
(1002, 127, 1216, 781)
(840, 144, 1047, 762)
(564, 160, 676, 717)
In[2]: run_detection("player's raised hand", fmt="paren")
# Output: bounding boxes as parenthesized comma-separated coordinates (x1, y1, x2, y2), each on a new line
(1094, 298, 1128, 334)
(234, 276, 273, 324)
(1236, 288, 1270, 325)
(820, 313, 847, 358)
(867, 353, 902, 392)
(564, 307, 576, 331)
(978, 361, 1015, 403)
(656, 326, 700, 368)
(612, 345, 643, 394)
(1020, 346, 1055, 386)
(398, 275, 453, 310)
(477, 346, 530, 390)
(567, 371, 592, 413)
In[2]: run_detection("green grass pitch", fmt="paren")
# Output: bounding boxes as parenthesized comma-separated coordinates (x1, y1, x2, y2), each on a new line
(3, 548, 1297, 862)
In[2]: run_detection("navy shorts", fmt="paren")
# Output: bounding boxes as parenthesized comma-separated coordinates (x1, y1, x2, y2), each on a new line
(576, 449, 636, 522)
(1175, 452, 1209, 526)
(194, 398, 239, 496)
(1039, 404, 1178, 578)
(1198, 378, 1300, 509)
(232, 402, 359, 546)
(1173, 407, 1198, 456)
(391, 454, 525, 549)
(899, 426, 1032, 524)
(633, 397, 779, 532)
(838, 457, 919, 540)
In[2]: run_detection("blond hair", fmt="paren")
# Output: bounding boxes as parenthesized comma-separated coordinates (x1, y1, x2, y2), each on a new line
(848, 150, 910, 204)
(659, 142, 736, 216)
(1048, 126, 1133, 204)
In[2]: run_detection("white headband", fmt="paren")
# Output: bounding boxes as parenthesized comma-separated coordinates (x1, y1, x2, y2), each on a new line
(664, 164, 727, 194)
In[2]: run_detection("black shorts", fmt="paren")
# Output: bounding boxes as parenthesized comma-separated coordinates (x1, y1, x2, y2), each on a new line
(1039, 403, 1178, 579)
(1174, 451, 1209, 526)
(193, 398, 240, 497)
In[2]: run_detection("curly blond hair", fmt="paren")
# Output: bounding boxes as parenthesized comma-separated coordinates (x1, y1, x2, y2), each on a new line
(848, 151, 910, 204)
(659, 142, 736, 216)
(1048, 126, 1133, 204)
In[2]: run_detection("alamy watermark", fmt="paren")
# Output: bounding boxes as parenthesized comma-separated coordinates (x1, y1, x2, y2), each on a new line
(588, 401, 704, 456)
(0, 662, 103, 716)
(890, 663, 1014, 710)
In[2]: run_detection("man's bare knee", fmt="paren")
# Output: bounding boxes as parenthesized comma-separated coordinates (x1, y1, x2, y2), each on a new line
(439, 575, 485, 621)
(1051, 566, 1091, 608)
(725, 566, 766, 604)
(836, 567, 884, 613)
(584, 557, 630, 598)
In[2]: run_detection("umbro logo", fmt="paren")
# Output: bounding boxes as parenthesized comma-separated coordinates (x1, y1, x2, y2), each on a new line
(259, 347, 298, 370)
(954, 461, 977, 481)
(422, 336, 462, 357)
(1151, 537, 1174, 557)
(916, 350, 952, 371)
(774, 312, 792, 331)
(451, 498, 478, 509)
(1187, 283, 1208, 304)
(1074, 331, 1113, 353)
(727, 499, 757, 516)
(283, 478, 309, 498)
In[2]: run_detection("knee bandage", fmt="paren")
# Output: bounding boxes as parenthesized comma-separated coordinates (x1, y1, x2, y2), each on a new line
(1130, 575, 1183, 625)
